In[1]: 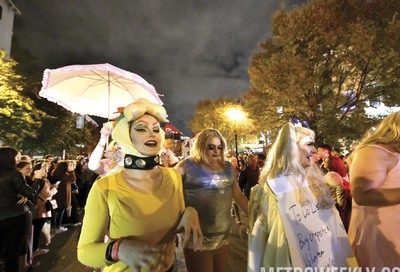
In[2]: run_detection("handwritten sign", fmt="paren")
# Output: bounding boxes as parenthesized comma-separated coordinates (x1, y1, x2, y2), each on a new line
(268, 176, 357, 268)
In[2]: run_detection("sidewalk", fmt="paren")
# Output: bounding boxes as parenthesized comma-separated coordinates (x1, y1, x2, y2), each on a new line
(33, 223, 97, 272)
(33, 210, 249, 272)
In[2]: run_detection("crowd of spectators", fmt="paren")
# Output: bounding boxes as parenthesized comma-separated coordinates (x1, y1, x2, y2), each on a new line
(0, 151, 98, 272)
(3, 111, 400, 271)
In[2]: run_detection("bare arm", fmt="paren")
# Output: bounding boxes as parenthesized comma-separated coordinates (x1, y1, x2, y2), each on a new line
(175, 206, 203, 251)
(350, 146, 400, 206)
(174, 159, 187, 179)
(232, 180, 248, 214)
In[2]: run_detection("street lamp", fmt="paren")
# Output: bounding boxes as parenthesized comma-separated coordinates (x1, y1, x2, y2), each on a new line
(226, 108, 245, 157)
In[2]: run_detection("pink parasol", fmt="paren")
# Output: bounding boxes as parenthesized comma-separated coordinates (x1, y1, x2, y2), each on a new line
(39, 63, 163, 119)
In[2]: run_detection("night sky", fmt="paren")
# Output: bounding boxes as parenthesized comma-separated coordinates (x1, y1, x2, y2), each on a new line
(12, 0, 304, 135)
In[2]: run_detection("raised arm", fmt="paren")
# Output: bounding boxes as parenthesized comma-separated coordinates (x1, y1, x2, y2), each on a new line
(15, 169, 45, 199)
(88, 123, 113, 174)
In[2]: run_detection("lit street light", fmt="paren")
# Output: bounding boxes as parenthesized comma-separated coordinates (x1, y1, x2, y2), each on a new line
(226, 107, 245, 157)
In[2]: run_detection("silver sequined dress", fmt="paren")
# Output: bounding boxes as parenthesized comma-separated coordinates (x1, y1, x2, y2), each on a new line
(184, 159, 234, 250)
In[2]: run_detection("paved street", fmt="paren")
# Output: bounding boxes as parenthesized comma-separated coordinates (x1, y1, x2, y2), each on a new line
(34, 210, 249, 272)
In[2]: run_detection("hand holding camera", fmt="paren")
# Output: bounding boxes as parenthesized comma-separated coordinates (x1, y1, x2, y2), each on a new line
(33, 167, 46, 179)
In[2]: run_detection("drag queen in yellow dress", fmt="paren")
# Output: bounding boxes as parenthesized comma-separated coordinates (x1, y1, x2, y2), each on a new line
(78, 99, 203, 272)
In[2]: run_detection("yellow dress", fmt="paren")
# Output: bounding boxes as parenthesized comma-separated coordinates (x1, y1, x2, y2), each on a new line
(77, 167, 184, 271)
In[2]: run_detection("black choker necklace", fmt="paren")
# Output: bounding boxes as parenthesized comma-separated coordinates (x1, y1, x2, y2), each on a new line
(124, 154, 160, 170)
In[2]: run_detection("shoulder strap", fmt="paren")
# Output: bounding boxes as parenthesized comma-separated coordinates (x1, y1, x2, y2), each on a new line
(367, 144, 396, 155)
(107, 174, 117, 217)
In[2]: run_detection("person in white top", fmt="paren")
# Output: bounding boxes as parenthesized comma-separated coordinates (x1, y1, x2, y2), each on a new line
(88, 122, 124, 177)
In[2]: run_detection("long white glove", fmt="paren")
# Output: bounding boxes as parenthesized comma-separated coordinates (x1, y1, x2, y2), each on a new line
(88, 122, 113, 173)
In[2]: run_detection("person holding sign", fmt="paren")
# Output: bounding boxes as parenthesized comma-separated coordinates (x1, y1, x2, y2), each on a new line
(248, 123, 357, 271)
(348, 111, 400, 269)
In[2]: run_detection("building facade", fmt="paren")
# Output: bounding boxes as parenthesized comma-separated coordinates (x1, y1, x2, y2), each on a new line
(0, 0, 20, 55)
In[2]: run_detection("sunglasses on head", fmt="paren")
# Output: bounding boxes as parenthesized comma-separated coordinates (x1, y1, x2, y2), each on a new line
(207, 144, 223, 151)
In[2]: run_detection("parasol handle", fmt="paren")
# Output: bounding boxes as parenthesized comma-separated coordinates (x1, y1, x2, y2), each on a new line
(107, 71, 111, 121)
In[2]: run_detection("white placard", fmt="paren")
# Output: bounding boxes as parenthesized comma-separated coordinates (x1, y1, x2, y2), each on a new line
(268, 176, 357, 268)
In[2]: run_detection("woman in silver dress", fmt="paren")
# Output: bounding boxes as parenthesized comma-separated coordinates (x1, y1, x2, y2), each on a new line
(175, 128, 248, 272)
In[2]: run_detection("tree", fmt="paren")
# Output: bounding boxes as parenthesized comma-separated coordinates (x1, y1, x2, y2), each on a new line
(244, 0, 400, 148)
(0, 50, 43, 149)
(8, 40, 100, 157)
(188, 97, 257, 153)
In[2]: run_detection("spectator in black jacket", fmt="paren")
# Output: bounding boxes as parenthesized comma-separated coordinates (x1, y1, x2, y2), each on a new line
(0, 147, 45, 272)
(239, 154, 260, 199)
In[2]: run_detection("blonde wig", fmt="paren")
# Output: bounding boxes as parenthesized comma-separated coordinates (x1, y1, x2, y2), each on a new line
(352, 111, 400, 155)
(260, 123, 334, 208)
(112, 98, 168, 157)
(190, 128, 227, 166)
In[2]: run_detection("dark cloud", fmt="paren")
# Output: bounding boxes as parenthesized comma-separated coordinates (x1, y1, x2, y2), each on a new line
(12, 0, 302, 135)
